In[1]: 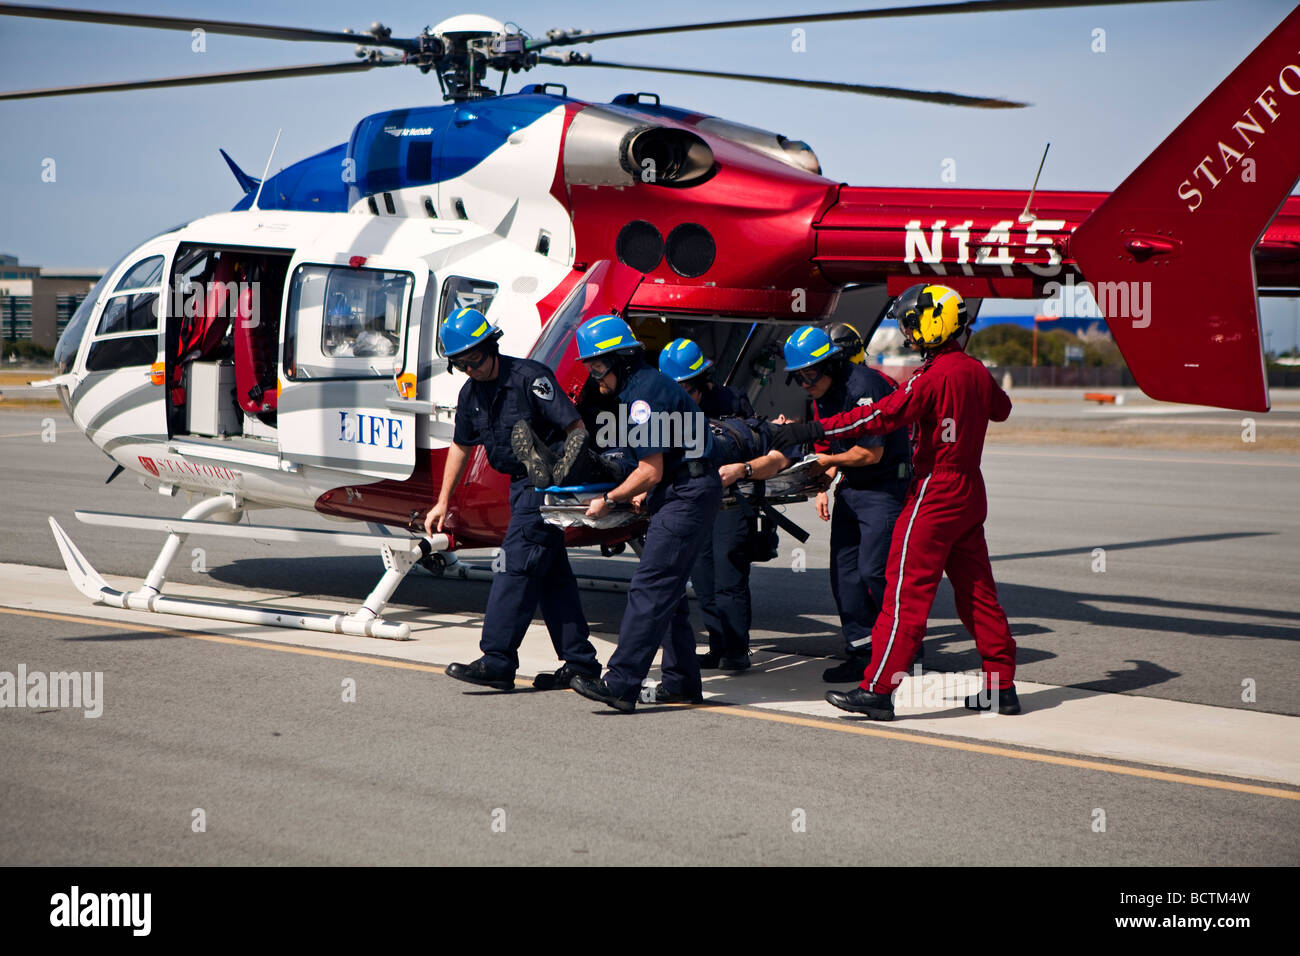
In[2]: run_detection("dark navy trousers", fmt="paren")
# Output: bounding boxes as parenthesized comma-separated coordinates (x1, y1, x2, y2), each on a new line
(604, 471, 723, 701)
(829, 482, 907, 653)
(480, 480, 600, 676)
(691, 498, 753, 659)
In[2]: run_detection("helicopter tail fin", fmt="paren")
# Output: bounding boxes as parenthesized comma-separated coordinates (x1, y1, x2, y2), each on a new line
(1069, 5, 1300, 413)
(220, 148, 261, 195)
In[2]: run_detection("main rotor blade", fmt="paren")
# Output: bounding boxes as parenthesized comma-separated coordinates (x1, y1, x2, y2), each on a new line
(536, 56, 1027, 109)
(529, 0, 1202, 49)
(0, 3, 418, 50)
(0, 58, 403, 100)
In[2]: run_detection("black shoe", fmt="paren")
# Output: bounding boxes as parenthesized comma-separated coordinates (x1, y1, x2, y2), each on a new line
(823, 651, 871, 684)
(446, 658, 514, 691)
(696, 652, 721, 670)
(826, 687, 895, 720)
(549, 429, 590, 487)
(965, 683, 1021, 715)
(533, 663, 598, 691)
(570, 674, 637, 713)
(653, 684, 704, 704)
(511, 420, 555, 489)
(718, 654, 751, 673)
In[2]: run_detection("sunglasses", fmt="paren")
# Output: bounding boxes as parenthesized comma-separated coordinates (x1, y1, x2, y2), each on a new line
(585, 361, 614, 381)
(451, 349, 490, 372)
(793, 366, 825, 386)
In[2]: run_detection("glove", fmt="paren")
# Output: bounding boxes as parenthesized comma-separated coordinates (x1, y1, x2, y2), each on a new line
(768, 420, 824, 449)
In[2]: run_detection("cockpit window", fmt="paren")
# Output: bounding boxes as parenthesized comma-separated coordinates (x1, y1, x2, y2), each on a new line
(54, 254, 124, 374)
(435, 276, 498, 357)
(113, 255, 164, 293)
(97, 292, 160, 335)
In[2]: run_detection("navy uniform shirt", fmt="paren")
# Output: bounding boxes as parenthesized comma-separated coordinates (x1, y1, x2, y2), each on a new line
(452, 354, 578, 480)
(812, 364, 910, 488)
(612, 363, 716, 477)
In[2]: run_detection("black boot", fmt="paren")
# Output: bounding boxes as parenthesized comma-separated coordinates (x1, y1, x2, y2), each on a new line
(570, 674, 637, 713)
(965, 682, 1021, 715)
(549, 430, 591, 487)
(511, 420, 555, 489)
(826, 687, 894, 720)
(445, 658, 515, 691)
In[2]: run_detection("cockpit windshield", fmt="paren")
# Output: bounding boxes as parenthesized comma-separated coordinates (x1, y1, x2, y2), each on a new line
(54, 252, 126, 375)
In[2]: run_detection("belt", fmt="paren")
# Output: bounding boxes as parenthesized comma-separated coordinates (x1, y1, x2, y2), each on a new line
(672, 458, 711, 481)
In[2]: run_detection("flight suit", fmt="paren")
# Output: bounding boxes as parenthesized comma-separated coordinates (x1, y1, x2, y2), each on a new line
(692, 383, 755, 663)
(452, 354, 600, 678)
(817, 343, 1016, 694)
(601, 365, 722, 703)
(812, 364, 912, 660)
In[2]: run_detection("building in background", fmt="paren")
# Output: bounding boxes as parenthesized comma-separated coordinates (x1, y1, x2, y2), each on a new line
(0, 254, 103, 350)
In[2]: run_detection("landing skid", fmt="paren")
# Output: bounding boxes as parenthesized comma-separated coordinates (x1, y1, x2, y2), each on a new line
(49, 495, 449, 640)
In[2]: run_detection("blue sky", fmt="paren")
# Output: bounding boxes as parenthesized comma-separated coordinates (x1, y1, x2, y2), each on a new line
(2, 0, 1297, 349)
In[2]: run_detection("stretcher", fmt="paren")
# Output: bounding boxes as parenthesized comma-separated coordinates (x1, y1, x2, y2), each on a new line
(539, 483, 645, 530)
(740, 454, 828, 503)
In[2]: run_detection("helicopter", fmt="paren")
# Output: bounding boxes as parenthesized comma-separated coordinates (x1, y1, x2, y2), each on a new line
(5, 1, 1299, 640)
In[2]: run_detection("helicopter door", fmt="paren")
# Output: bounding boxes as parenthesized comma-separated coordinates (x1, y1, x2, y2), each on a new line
(278, 257, 426, 480)
(74, 243, 172, 448)
(527, 259, 644, 397)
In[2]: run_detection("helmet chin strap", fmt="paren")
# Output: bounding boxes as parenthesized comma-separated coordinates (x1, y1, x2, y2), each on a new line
(605, 352, 640, 393)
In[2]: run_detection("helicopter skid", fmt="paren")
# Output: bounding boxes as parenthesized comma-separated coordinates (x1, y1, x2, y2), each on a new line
(48, 505, 449, 641)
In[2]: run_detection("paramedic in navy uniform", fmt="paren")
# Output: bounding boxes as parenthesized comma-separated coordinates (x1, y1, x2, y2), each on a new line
(424, 307, 600, 692)
(567, 315, 722, 712)
(659, 337, 757, 673)
(783, 325, 913, 684)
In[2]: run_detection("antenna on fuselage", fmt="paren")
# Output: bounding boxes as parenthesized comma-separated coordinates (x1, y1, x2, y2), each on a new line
(250, 128, 283, 212)
(1018, 142, 1050, 224)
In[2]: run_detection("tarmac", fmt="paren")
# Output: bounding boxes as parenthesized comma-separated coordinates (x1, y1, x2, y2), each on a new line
(1, 404, 1297, 864)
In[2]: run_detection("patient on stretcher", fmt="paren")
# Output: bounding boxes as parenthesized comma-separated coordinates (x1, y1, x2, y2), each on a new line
(532, 415, 819, 529)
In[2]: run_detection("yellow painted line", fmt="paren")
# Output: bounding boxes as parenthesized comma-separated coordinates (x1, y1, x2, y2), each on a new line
(0, 431, 44, 439)
(7, 605, 1298, 802)
(987, 448, 1300, 468)
(699, 706, 1300, 802)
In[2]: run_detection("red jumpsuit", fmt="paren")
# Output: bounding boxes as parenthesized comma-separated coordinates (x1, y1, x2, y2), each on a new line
(818, 344, 1015, 695)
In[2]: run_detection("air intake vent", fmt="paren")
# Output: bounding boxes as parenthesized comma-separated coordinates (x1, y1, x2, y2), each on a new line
(621, 127, 715, 187)
(616, 221, 665, 273)
(665, 223, 714, 277)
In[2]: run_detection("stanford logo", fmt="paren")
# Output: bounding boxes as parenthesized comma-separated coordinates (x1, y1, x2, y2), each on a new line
(138, 456, 159, 477)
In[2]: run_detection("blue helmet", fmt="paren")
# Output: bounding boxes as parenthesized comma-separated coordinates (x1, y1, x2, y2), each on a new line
(575, 314, 642, 360)
(441, 307, 502, 357)
(659, 338, 714, 383)
(783, 325, 841, 371)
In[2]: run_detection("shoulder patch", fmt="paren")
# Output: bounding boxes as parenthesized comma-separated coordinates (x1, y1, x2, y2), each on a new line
(856, 396, 873, 407)
(531, 376, 555, 401)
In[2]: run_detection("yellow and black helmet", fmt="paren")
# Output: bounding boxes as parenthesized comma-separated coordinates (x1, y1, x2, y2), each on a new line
(825, 322, 866, 364)
(889, 284, 969, 351)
